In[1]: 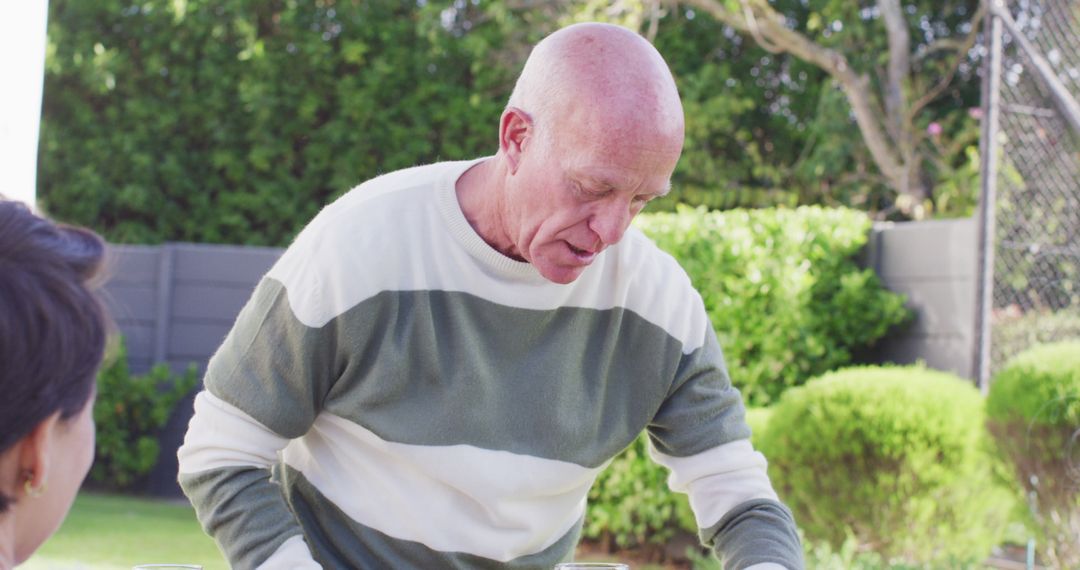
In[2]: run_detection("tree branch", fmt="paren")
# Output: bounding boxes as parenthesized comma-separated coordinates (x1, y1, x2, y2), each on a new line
(877, 0, 911, 145)
(740, 0, 784, 54)
(908, 1, 986, 118)
(914, 38, 969, 62)
(682, 0, 909, 195)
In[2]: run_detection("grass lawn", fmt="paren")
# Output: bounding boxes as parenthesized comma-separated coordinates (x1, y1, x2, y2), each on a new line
(25, 492, 670, 570)
(22, 492, 225, 570)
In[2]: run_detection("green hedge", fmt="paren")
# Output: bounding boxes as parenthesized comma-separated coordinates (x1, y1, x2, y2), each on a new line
(636, 205, 909, 406)
(40, 0, 827, 245)
(92, 338, 199, 489)
(40, 0, 523, 245)
(758, 365, 1010, 565)
(987, 340, 1080, 569)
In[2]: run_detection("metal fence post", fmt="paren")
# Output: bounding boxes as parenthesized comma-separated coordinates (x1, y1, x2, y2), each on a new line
(974, 6, 1003, 394)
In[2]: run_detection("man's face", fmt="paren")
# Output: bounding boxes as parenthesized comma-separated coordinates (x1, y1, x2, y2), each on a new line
(503, 109, 683, 284)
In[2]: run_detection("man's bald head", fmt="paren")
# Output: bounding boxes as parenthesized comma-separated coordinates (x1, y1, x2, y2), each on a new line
(456, 23, 686, 284)
(507, 23, 684, 145)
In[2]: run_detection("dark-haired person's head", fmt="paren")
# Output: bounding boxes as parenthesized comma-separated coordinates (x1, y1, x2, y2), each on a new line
(0, 199, 109, 567)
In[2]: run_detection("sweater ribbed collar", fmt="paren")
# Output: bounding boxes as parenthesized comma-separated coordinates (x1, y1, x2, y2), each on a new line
(435, 157, 553, 284)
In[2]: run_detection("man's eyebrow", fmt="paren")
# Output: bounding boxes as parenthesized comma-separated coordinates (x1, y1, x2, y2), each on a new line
(582, 174, 671, 197)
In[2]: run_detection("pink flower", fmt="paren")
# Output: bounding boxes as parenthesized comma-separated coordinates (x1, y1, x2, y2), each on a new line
(927, 122, 943, 136)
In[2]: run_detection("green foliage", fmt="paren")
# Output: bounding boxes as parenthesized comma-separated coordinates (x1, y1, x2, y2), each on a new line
(744, 406, 772, 446)
(40, 1, 984, 245)
(986, 341, 1080, 569)
(40, 0, 530, 245)
(636, 205, 909, 406)
(584, 433, 696, 549)
(92, 339, 199, 489)
(651, 1, 983, 219)
(759, 365, 1011, 565)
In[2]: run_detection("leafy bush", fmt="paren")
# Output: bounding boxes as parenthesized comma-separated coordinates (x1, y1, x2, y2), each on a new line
(987, 340, 1080, 569)
(92, 338, 199, 489)
(584, 433, 696, 549)
(744, 407, 772, 446)
(758, 365, 1011, 565)
(40, 0, 528, 246)
(636, 205, 909, 406)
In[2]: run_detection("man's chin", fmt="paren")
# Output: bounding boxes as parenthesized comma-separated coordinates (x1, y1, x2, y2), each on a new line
(537, 264, 586, 285)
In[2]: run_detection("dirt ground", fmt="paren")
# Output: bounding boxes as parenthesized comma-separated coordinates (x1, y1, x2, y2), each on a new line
(574, 535, 700, 570)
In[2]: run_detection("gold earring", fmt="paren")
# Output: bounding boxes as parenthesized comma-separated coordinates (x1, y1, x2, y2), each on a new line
(24, 473, 46, 498)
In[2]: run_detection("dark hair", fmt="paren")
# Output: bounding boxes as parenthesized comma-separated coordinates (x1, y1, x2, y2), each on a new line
(0, 200, 109, 512)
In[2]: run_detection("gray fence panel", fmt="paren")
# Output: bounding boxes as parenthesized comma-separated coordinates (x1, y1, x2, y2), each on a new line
(101, 242, 282, 497)
(102, 246, 162, 371)
(172, 243, 281, 284)
(106, 245, 160, 284)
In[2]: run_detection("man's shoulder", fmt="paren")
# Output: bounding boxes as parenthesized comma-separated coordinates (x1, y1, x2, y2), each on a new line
(301, 159, 474, 240)
(333, 160, 461, 210)
(588, 228, 711, 350)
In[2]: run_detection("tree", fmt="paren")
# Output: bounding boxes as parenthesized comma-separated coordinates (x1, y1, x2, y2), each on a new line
(677, 0, 984, 218)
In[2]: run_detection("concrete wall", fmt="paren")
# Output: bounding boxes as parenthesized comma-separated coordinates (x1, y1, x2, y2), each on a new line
(863, 218, 978, 380)
(102, 217, 979, 496)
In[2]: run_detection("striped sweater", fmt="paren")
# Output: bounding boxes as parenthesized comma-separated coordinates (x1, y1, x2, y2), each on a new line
(177, 158, 802, 569)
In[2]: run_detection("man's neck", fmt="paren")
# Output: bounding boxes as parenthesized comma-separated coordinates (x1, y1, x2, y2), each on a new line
(454, 157, 520, 260)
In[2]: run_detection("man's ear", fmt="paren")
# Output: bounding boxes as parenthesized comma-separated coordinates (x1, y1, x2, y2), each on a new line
(499, 107, 533, 175)
(17, 413, 60, 494)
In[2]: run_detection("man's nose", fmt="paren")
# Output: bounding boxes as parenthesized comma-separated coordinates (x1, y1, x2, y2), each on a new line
(588, 200, 632, 246)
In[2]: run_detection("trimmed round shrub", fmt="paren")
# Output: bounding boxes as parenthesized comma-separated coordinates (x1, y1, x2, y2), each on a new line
(759, 365, 1011, 565)
(745, 406, 773, 447)
(987, 340, 1080, 569)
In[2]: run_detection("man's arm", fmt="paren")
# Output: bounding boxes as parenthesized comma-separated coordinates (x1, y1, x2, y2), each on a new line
(648, 325, 803, 570)
(178, 276, 337, 569)
(179, 392, 321, 569)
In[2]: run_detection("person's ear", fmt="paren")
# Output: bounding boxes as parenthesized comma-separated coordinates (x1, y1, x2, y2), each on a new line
(17, 413, 60, 496)
(499, 107, 533, 175)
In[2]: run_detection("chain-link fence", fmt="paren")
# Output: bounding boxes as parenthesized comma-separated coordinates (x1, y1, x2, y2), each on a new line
(975, 0, 1080, 388)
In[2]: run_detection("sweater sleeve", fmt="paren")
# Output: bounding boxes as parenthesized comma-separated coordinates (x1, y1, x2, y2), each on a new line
(647, 322, 803, 570)
(177, 276, 338, 569)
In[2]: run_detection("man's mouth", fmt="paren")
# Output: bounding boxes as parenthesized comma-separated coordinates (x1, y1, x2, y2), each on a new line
(567, 242, 597, 264)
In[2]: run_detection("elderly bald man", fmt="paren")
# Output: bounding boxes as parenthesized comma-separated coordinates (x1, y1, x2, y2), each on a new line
(178, 22, 803, 570)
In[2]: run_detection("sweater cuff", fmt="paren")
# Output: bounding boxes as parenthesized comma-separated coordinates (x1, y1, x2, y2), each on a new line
(701, 498, 803, 570)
